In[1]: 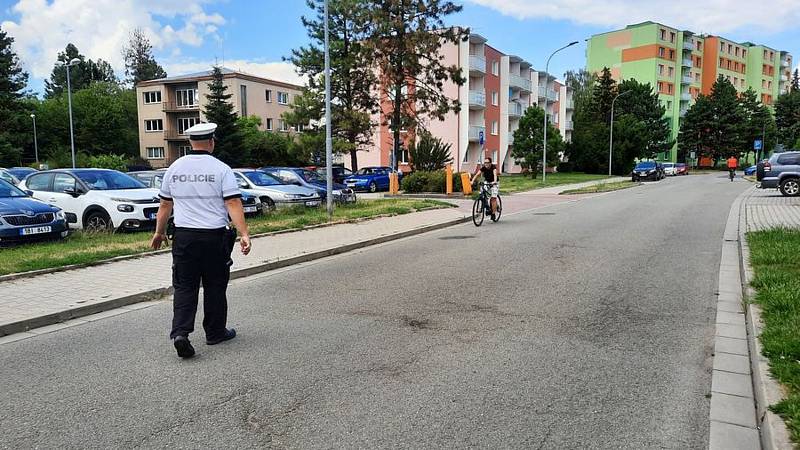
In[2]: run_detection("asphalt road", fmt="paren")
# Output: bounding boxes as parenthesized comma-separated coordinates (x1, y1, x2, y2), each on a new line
(0, 174, 751, 449)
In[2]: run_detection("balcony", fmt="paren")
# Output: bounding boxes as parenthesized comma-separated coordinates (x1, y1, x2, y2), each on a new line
(680, 108, 688, 117)
(164, 130, 189, 141)
(681, 75, 693, 84)
(510, 74, 532, 92)
(565, 98, 574, 110)
(537, 86, 558, 102)
(782, 56, 791, 67)
(683, 40, 694, 51)
(781, 74, 790, 82)
(162, 102, 199, 112)
(509, 101, 524, 118)
(507, 134, 515, 146)
(681, 92, 691, 101)
(681, 58, 693, 68)
(468, 90, 486, 109)
(468, 125, 486, 142)
(469, 54, 486, 76)
(565, 120, 574, 131)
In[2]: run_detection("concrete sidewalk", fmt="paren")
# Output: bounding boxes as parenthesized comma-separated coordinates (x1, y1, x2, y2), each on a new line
(0, 208, 467, 337)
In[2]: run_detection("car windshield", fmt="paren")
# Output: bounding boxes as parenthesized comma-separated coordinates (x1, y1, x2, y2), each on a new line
(0, 180, 26, 197)
(635, 162, 656, 170)
(8, 168, 35, 178)
(74, 170, 147, 190)
(244, 171, 283, 186)
(357, 168, 380, 175)
(663, 163, 675, 168)
(0, 170, 18, 184)
(300, 169, 324, 182)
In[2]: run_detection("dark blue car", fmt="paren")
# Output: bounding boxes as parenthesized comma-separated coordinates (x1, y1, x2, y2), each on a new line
(744, 165, 757, 176)
(0, 179, 68, 245)
(343, 166, 401, 192)
(261, 167, 357, 203)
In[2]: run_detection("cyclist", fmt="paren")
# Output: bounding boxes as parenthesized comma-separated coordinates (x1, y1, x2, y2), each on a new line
(471, 156, 499, 220)
(726, 155, 738, 182)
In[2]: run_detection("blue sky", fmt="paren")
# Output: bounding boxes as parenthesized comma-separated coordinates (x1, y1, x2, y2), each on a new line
(2, 0, 799, 95)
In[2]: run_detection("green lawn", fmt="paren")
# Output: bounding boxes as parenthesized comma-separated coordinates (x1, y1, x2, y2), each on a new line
(748, 228, 800, 443)
(560, 181, 639, 195)
(0, 199, 450, 276)
(498, 172, 611, 194)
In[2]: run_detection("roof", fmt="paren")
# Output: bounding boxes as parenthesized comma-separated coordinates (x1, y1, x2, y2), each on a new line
(136, 67, 304, 90)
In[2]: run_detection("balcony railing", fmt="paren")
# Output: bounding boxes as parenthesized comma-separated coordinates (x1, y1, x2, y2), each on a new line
(565, 98, 574, 109)
(781, 74, 790, 82)
(565, 120, 574, 131)
(469, 54, 487, 75)
(683, 40, 694, 51)
(549, 89, 558, 102)
(468, 90, 486, 109)
(164, 130, 189, 140)
(781, 56, 791, 67)
(681, 92, 691, 101)
(468, 125, 486, 142)
(681, 75, 693, 84)
(507, 134, 515, 146)
(509, 101, 523, 117)
(680, 108, 688, 117)
(510, 74, 532, 92)
(162, 102, 200, 112)
(681, 58, 692, 68)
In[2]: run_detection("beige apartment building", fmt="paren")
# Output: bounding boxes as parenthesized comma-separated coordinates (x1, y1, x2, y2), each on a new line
(136, 68, 303, 167)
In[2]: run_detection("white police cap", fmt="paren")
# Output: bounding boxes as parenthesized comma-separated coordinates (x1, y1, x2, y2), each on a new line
(185, 122, 217, 140)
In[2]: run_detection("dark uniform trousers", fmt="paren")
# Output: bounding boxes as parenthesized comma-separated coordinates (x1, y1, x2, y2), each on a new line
(170, 227, 234, 340)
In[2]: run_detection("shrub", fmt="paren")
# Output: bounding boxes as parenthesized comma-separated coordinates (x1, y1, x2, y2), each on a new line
(557, 161, 574, 173)
(401, 170, 467, 193)
(86, 154, 129, 171)
(408, 130, 453, 171)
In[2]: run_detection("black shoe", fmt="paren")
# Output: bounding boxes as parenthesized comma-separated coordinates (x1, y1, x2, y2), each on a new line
(173, 336, 195, 358)
(206, 328, 236, 345)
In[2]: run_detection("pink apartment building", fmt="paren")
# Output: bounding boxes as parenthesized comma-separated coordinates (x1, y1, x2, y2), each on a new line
(351, 33, 574, 174)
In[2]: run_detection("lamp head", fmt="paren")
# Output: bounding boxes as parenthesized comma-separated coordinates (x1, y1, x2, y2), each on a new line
(30, 113, 35, 118)
(68, 58, 81, 66)
(568, 41, 579, 46)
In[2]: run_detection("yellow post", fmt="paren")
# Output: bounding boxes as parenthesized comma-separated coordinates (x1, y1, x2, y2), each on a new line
(445, 165, 453, 195)
(389, 172, 399, 195)
(460, 172, 473, 195)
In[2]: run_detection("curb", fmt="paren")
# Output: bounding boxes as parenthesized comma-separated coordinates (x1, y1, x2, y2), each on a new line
(0, 215, 470, 337)
(738, 188, 795, 450)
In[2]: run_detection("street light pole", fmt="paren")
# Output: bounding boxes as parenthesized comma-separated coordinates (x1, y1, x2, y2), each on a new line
(542, 41, 579, 182)
(609, 90, 632, 176)
(30, 114, 39, 164)
(57, 58, 81, 169)
(323, 0, 333, 219)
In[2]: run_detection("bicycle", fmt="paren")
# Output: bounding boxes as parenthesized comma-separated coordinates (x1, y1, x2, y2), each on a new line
(729, 168, 735, 182)
(472, 182, 502, 227)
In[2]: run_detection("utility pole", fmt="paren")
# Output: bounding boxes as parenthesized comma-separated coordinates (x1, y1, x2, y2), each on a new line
(324, 0, 334, 219)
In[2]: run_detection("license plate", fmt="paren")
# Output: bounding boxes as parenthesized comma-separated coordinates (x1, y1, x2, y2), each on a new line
(305, 201, 321, 207)
(147, 212, 157, 219)
(20, 226, 51, 236)
(243, 206, 257, 213)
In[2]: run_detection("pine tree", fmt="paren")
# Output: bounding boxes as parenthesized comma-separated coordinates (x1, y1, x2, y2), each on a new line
(44, 44, 117, 98)
(290, 0, 376, 170)
(679, 76, 746, 162)
(739, 87, 776, 158)
(774, 90, 800, 148)
(614, 79, 673, 166)
(122, 28, 167, 85)
(792, 69, 800, 92)
(592, 67, 617, 122)
(0, 26, 29, 166)
(366, 0, 468, 170)
(203, 66, 244, 166)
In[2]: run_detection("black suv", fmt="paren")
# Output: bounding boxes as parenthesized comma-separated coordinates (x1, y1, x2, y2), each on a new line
(631, 161, 665, 182)
(757, 151, 800, 196)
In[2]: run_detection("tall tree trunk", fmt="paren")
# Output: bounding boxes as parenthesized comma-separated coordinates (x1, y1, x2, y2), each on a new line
(350, 148, 358, 171)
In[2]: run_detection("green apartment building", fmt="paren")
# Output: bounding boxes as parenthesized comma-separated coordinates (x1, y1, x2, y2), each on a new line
(587, 21, 792, 162)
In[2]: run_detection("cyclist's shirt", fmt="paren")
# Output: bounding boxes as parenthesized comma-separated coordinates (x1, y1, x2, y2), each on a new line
(727, 157, 738, 169)
(480, 164, 497, 183)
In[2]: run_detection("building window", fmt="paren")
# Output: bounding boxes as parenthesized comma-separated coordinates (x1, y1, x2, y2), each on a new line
(742, 64, 746, 72)
(720, 42, 725, 51)
(659, 47, 665, 57)
(278, 119, 289, 132)
(728, 44, 732, 54)
(265, 89, 272, 102)
(492, 91, 499, 106)
(396, 146, 409, 164)
(658, 81, 664, 92)
(277, 91, 289, 105)
(764, 50, 769, 59)
(659, 29, 666, 40)
(178, 145, 192, 157)
(742, 49, 746, 58)
(668, 66, 674, 77)
(658, 64, 664, 75)
(144, 119, 163, 132)
(735, 47, 740, 57)
(177, 116, 201, 134)
(696, 41, 702, 51)
(666, 100, 672, 109)
(695, 72, 701, 82)
(668, 49, 675, 60)
(670, 32, 676, 43)
(265, 118, 273, 131)
(240, 85, 248, 117)
(727, 60, 732, 70)
(491, 121, 498, 135)
(143, 91, 161, 104)
(492, 61, 499, 76)
(668, 84, 673, 94)
(146, 147, 165, 159)
(175, 89, 197, 108)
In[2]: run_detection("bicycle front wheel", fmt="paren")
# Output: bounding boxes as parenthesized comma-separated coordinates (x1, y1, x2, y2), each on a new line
(472, 197, 485, 226)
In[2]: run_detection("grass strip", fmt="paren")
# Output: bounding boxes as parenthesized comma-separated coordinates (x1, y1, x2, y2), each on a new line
(498, 172, 611, 194)
(560, 181, 639, 195)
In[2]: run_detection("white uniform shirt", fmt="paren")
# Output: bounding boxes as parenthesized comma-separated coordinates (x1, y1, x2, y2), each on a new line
(159, 152, 241, 229)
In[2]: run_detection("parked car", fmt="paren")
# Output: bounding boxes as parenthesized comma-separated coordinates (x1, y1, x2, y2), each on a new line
(631, 161, 665, 181)
(757, 151, 800, 196)
(314, 166, 354, 185)
(676, 163, 689, 175)
(662, 162, 677, 176)
(6, 167, 37, 181)
(744, 165, 757, 176)
(343, 166, 401, 192)
(232, 169, 321, 210)
(239, 190, 263, 216)
(0, 169, 20, 185)
(261, 167, 356, 203)
(128, 170, 164, 189)
(20, 169, 161, 231)
(0, 179, 69, 245)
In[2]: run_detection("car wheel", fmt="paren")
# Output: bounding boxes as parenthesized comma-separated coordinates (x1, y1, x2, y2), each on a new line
(369, 181, 377, 193)
(261, 196, 276, 212)
(85, 210, 112, 233)
(779, 178, 800, 197)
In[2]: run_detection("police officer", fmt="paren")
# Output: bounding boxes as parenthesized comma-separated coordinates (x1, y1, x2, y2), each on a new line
(150, 122, 252, 359)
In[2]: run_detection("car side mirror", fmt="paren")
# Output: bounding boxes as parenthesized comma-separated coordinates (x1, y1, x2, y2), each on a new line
(238, 181, 248, 189)
(63, 187, 82, 197)
(25, 190, 34, 197)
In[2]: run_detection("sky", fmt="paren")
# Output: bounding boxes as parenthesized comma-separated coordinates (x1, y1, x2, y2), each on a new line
(2, 0, 799, 95)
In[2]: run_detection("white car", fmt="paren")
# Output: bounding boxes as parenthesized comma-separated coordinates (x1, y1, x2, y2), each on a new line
(662, 162, 677, 176)
(20, 169, 161, 231)
(233, 169, 321, 210)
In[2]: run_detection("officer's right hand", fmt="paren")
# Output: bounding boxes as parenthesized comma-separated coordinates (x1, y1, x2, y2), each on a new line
(150, 232, 166, 250)
(240, 235, 252, 255)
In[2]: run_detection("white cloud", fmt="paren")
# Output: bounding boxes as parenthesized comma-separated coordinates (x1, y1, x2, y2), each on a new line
(466, 0, 800, 35)
(164, 60, 305, 86)
(1, 0, 225, 79)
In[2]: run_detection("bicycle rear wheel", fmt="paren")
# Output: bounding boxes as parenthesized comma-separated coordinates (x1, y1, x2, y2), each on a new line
(472, 197, 485, 226)
(491, 195, 502, 222)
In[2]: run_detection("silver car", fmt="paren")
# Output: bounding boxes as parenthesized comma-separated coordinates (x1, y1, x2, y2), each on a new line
(233, 169, 321, 210)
